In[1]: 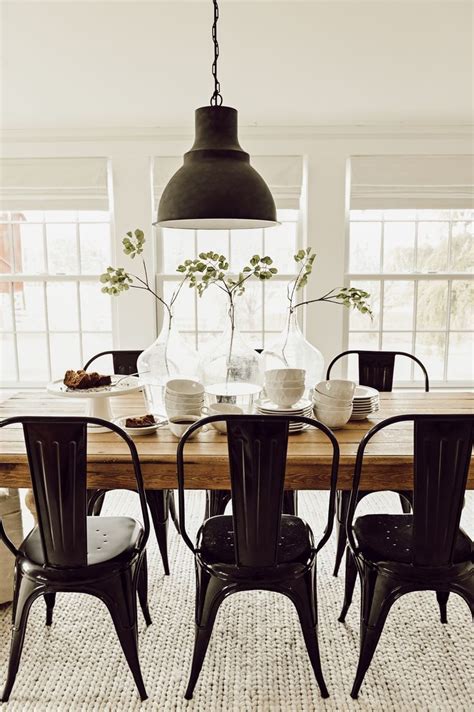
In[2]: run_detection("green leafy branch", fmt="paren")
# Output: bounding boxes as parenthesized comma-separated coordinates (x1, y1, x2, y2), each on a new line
(99, 229, 188, 320)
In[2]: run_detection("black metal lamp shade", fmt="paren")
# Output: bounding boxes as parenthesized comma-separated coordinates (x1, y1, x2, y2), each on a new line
(156, 106, 278, 229)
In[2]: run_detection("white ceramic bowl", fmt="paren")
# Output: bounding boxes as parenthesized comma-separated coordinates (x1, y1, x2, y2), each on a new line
(165, 379, 204, 396)
(315, 379, 356, 401)
(165, 403, 203, 418)
(202, 403, 243, 433)
(312, 390, 353, 408)
(265, 368, 306, 384)
(164, 392, 204, 404)
(265, 383, 306, 407)
(313, 404, 352, 429)
(168, 415, 206, 439)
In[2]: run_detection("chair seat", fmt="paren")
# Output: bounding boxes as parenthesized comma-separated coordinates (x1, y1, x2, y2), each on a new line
(21, 516, 142, 566)
(199, 514, 312, 565)
(354, 514, 472, 564)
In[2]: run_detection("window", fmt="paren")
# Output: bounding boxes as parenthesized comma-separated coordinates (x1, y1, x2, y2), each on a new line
(157, 209, 300, 351)
(0, 210, 113, 384)
(346, 209, 473, 385)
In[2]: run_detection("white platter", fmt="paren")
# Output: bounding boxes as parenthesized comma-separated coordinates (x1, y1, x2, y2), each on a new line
(354, 385, 379, 399)
(113, 414, 167, 436)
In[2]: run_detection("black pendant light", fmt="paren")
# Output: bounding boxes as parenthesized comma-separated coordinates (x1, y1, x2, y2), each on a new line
(156, 0, 278, 229)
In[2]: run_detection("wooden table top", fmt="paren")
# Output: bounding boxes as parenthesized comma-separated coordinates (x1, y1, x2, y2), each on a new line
(0, 390, 472, 491)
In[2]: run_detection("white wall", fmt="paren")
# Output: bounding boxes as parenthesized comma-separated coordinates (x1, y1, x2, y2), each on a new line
(1, 1, 472, 129)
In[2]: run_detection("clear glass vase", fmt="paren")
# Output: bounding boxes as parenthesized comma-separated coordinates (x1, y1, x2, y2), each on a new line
(137, 315, 199, 412)
(199, 313, 263, 407)
(262, 310, 324, 395)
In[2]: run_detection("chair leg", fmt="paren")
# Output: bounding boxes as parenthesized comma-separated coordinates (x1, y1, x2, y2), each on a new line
(2, 570, 41, 702)
(287, 564, 329, 698)
(436, 591, 449, 624)
(99, 568, 148, 701)
(283, 490, 298, 515)
(333, 490, 351, 576)
(137, 552, 152, 627)
(44, 592, 56, 626)
(167, 490, 180, 534)
(398, 490, 412, 514)
(338, 548, 358, 622)
(87, 489, 107, 516)
(204, 489, 232, 519)
(145, 489, 170, 576)
(350, 565, 398, 699)
(185, 565, 226, 700)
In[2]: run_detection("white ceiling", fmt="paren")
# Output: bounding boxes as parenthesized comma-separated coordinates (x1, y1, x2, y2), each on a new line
(1, 1, 472, 129)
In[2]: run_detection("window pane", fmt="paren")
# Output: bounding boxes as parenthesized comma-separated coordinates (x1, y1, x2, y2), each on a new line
(383, 210, 417, 220)
(161, 228, 195, 272)
(197, 230, 228, 259)
(47, 282, 79, 331)
(383, 281, 414, 330)
(381, 332, 413, 379)
(416, 281, 448, 330)
(80, 283, 112, 331)
(46, 224, 78, 274)
(351, 210, 383, 221)
(236, 281, 262, 332)
(241, 332, 263, 350)
(349, 280, 380, 330)
(230, 230, 263, 272)
(349, 222, 381, 273)
(79, 223, 111, 273)
(19, 223, 45, 273)
(451, 280, 474, 330)
(164, 280, 196, 332)
(264, 280, 291, 331)
(417, 222, 449, 272)
(0, 288, 13, 330)
(415, 332, 445, 380)
(44, 210, 75, 222)
(50, 333, 81, 379)
(82, 332, 113, 367)
(0, 224, 12, 273)
(447, 332, 474, 381)
(14, 282, 46, 331)
(197, 287, 227, 331)
(17, 333, 49, 381)
(197, 331, 219, 351)
(0, 333, 17, 381)
(383, 222, 415, 273)
(450, 221, 474, 273)
(263, 221, 297, 273)
(78, 210, 109, 223)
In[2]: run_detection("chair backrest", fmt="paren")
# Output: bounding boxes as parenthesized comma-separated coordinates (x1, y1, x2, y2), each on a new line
(0, 416, 150, 568)
(83, 350, 142, 375)
(177, 414, 340, 567)
(326, 350, 430, 392)
(347, 414, 473, 568)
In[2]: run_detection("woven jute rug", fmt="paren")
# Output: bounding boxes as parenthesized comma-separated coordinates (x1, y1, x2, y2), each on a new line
(1, 490, 472, 712)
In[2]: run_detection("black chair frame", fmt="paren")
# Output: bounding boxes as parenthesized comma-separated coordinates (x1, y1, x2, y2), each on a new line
(0, 415, 151, 703)
(338, 413, 473, 699)
(83, 349, 179, 575)
(177, 413, 340, 700)
(327, 349, 430, 576)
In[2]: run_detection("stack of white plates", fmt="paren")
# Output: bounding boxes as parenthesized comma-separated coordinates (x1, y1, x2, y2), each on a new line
(255, 397, 313, 433)
(164, 378, 204, 419)
(351, 385, 380, 420)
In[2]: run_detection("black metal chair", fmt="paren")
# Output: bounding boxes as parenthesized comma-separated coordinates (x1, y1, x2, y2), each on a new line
(84, 349, 178, 575)
(338, 414, 474, 699)
(326, 349, 430, 576)
(177, 413, 340, 700)
(0, 416, 151, 703)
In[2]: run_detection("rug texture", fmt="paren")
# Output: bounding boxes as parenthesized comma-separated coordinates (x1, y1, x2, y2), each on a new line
(1, 490, 473, 712)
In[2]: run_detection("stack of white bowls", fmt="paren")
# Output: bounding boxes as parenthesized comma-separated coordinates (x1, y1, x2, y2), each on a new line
(264, 368, 306, 408)
(164, 379, 204, 419)
(351, 385, 380, 420)
(312, 379, 356, 429)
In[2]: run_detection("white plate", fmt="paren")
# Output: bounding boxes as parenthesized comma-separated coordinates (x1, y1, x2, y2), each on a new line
(113, 414, 167, 436)
(354, 385, 379, 399)
(47, 375, 141, 398)
(255, 398, 312, 413)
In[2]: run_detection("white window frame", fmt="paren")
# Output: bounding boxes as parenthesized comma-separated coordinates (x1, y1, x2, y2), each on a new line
(344, 209, 473, 388)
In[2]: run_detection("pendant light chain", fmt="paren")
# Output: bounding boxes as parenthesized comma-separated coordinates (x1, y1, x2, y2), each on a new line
(210, 0, 223, 106)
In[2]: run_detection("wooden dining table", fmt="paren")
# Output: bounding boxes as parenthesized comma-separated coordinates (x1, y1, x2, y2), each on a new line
(1, 389, 473, 492)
